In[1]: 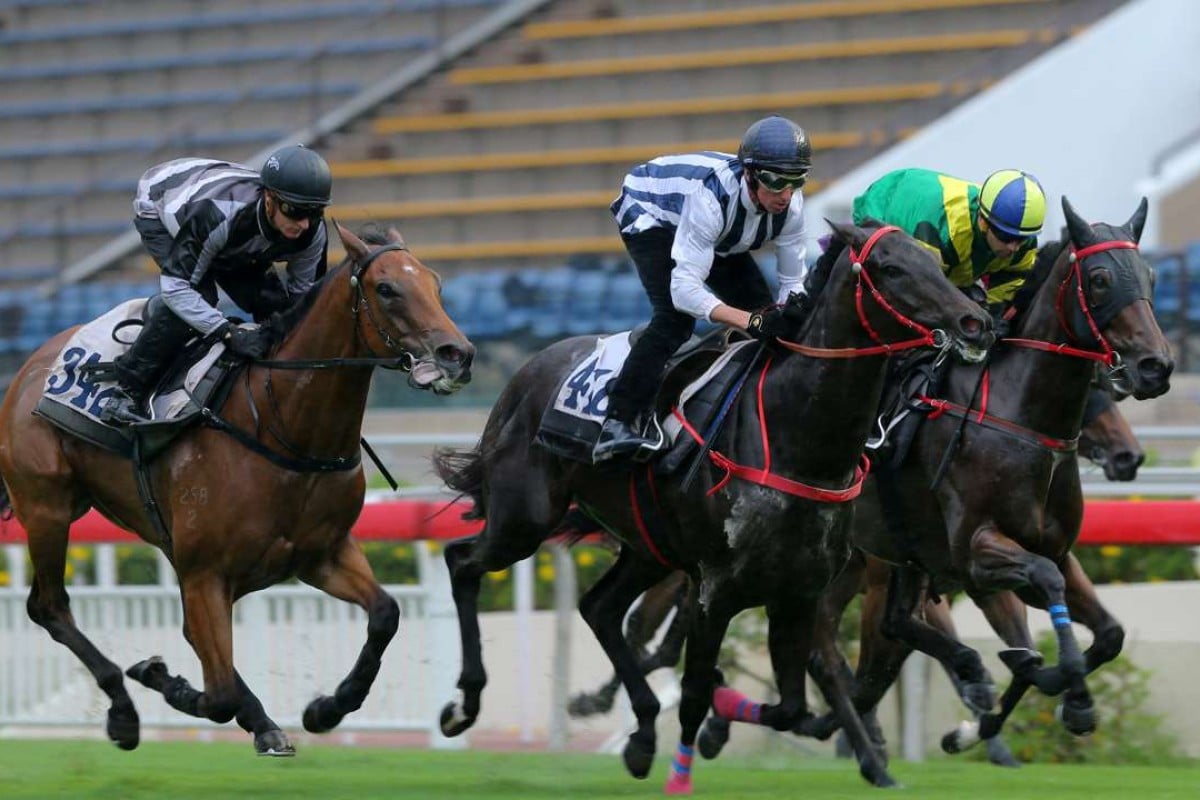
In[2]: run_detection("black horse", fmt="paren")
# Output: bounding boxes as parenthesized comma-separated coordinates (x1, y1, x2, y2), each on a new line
(433, 220, 991, 792)
(805, 197, 1172, 753)
(575, 379, 1144, 768)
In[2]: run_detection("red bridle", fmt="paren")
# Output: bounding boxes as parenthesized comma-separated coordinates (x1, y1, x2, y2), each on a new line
(776, 225, 945, 358)
(1004, 239, 1139, 368)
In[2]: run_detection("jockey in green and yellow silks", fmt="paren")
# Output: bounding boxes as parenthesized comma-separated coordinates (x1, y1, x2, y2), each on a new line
(852, 168, 1046, 309)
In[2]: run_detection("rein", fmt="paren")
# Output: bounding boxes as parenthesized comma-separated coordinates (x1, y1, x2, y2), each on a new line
(776, 225, 944, 358)
(673, 356, 870, 503)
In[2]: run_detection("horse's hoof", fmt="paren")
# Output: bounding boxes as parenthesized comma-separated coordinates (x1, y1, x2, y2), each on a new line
(985, 736, 1021, 768)
(622, 732, 655, 780)
(663, 769, 693, 795)
(439, 701, 474, 738)
(793, 712, 837, 740)
(961, 681, 996, 714)
(697, 717, 730, 760)
(255, 729, 296, 757)
(1057, 699, 1096, 736)
(860, 762, 899, 789)
(567, 692, 612, 718)
(302, 696, 344, 734)
(125, 656, 168, 689)
(941, 720, 981, 754)
(107, 704, 140, 751)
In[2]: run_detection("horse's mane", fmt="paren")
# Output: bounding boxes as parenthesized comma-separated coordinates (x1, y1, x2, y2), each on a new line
(262, 225, 391, 340)
(1010, 238, 1067, 317)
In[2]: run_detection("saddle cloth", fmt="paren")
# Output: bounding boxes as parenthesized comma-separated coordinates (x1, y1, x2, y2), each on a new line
(535, 330, 756, 466)
(34, 298, 232, 459)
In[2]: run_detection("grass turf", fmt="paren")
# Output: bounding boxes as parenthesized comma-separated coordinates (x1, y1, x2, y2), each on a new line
(0, 739, 1196, 799)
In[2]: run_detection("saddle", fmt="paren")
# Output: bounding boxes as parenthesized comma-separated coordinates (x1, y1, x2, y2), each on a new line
(535, 326, 755, 467)
(867, 351, 947, 472)
(34, 300, 241, 463)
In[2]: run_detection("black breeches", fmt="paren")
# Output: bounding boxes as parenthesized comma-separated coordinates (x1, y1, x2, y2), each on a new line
(605, 229, 772, 421)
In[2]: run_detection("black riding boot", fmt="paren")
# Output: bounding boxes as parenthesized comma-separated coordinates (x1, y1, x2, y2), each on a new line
(101, 297, 195, 425)
(592, 411, 665, 463)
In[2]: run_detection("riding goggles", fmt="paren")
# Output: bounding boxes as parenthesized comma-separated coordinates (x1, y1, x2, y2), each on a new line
(754, 168, 808, 193)
(989, 224, 1035, 245)
(274, 196, 326, 222)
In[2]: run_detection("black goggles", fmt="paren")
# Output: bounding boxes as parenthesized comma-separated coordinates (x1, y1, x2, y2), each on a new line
(274, 196, 326, 221)
(989, 224, 1034, 245)
(754, 168, 808, 193)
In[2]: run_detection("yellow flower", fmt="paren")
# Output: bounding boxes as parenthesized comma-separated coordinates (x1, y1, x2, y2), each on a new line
(68, 546, 90, 561)
(0, 571, 9, 587)
(487, 569, 510, 583)
(537, 564, 556, 582)
(1099, 545, 1123, 558)
(64, 562, 75, 580)
(391, 545, 410, 559)
(576, 551, 596, 567)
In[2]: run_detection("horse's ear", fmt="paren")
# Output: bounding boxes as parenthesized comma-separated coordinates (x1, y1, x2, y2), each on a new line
(1124, 197, 1149, 243)
(1061, 196, 1097, 247)
(385, 226, 406, 247)
(334, 220, 370, 263)
(825, 218, 868, 250)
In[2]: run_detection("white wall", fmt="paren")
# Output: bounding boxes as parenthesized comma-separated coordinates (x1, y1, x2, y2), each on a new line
(807, 0, 1200, 250)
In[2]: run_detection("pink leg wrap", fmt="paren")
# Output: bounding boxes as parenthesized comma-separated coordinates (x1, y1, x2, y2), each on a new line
(664, 742, 694, 796)
(712, 686, 763, 724)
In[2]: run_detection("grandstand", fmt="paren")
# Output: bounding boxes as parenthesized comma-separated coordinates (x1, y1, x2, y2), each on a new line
(2, 0, 1197, 378)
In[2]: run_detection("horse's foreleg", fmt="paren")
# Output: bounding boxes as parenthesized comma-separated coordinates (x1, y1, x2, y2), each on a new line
(127, 573, 240, 725)
(666, 597, 734, 796)
(299, 537, 399, 735)
(968, 528, 1093, 737)
(232, 670, 294, 756)
(577, 547, 671, 780)
(25, 520, 141, 750)
(1062, 552, 1124, 674)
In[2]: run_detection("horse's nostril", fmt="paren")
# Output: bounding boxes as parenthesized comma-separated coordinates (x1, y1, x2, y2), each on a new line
(1137, 356, 1173, 384)
(436, 344, 468, 367)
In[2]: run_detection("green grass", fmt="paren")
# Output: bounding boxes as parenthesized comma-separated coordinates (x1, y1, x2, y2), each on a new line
(0, 740, 1196, 799)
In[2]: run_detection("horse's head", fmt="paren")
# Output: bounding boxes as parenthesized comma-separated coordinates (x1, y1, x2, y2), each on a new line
(1079, 385, 1143, 481)
(822, 219, 993, 362)
(1020, 197, 1173, 400)
(336, 222, 474, 394)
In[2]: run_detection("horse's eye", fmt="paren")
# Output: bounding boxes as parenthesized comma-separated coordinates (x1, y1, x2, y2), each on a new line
(1091, 272, 1109, 290)
(377, 282, 399, 299)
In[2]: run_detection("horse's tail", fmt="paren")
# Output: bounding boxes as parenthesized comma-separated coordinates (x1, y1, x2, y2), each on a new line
(432, 445, 487, 520)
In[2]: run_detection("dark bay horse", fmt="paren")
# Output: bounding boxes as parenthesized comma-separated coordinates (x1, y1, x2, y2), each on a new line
(0, 224, 473, 754)
(821, 197, 1172, 752)
(578, 384, 1144, 766)
(433, 220, 991, 792)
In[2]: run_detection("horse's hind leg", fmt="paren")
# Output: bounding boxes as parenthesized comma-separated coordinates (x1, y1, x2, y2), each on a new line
(298, 537, 399, 735)
(577, 546, 672, 779)
(126, 572, 241, 726)
(25, 517, 140, 750)
(1062, 552, 1124, 674)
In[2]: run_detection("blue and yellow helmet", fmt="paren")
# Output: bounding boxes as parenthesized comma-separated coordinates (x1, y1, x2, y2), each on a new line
(979, 169, 1046, 238)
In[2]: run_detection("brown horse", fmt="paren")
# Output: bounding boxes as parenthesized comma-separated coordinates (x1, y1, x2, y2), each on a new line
(0, 224, 473, 754)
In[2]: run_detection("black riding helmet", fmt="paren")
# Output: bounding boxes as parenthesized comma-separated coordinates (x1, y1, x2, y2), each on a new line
(737, 115, 813, 177)
(260, 144, 332, 206)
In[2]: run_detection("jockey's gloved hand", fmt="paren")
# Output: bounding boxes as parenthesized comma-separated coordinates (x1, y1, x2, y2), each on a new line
(961, 282, 989, 308)
(219, 322, 272, 359)
(991, 312, 1011, 339)
(746, 306, 788, 343)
